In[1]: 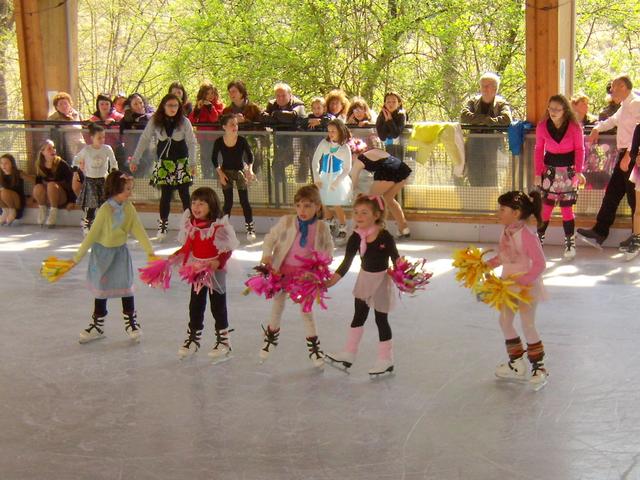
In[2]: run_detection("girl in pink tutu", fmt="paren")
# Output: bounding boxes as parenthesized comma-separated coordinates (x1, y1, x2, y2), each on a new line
(173, 187, 239, 360)
(488, 190, 548, 388)
(325, 194, 399, 375)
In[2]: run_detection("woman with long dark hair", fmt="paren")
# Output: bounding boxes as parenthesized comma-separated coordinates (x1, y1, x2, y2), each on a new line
(130, 94, 197, 240)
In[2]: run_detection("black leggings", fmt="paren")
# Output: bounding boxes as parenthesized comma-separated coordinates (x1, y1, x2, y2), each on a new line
(94, 296, 135, 317)
(85, 208, 96, 222)
(350, 298, 392, 341)
(222, 187, 253, 223)
(159, 184, 191, 220)
(189, 287, 228, 332)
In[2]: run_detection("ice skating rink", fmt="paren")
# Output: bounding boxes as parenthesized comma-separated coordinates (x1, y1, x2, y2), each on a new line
(1, 225, 639, 480)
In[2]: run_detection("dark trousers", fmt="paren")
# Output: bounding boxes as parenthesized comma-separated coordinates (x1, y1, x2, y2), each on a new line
(159, 184, 191, 220)
(94, 296, 135, 317)
(350, 298, 392, 341)
(189, 286, 228, 332)
(594, 149, 635, 237)
(222, 187, 253, 223)
(465, 136, 501, 187)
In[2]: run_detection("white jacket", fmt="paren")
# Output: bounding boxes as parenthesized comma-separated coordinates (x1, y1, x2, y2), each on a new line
(262, 215, 334, 270)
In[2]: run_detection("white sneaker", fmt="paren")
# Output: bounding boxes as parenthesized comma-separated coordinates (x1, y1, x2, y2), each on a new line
(123, 312, 142, 343)
(325, 350, 356, 369)
(37, 206, 47, 226)
(45, 207, 58, 228)
(79, 315, 106, 344)
(208, 329, 232, 361)
(563, 235, 576, 260)
(495, 356, 528, 380)
(306, 336, 324, 368)
(178, 328, 202, 359)
(259, 325, 280, 362)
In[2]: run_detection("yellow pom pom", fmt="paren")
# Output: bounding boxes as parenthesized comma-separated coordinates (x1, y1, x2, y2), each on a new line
(452, 245, 492, 291)
(40, 257, 74, 283)
(476, 274, 532, 312)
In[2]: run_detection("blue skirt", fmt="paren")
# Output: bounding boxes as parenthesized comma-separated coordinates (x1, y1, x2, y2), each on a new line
(87, 243, 134, 298)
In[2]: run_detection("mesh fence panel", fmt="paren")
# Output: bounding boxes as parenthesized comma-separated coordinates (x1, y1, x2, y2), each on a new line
(0, 124, 627, 219)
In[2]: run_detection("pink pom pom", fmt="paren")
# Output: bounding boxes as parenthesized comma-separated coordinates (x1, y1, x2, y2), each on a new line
(138, 259, 173, 290)
(243, 264, 286, 300)
(387, 256, 432, 295)
(286, 251, 333, 313)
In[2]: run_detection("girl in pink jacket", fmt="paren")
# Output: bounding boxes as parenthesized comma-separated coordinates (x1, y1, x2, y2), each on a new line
(488, 190, 548, 389)
(534, 94, 585, 259)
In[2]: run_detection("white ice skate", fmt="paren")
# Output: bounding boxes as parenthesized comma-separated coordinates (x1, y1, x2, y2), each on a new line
(79, 315, 106, 344)
(306, 336, 325, 369)
(208, 329, 233, 362)
(259, 325, 279, 363)
(495, 356, 528, 382)
(325, 350, 355, 370)
(368, 358, 394, 376)
(157, 219, 168, 242)
(529, 361, 548, 391)
(123, 312, 142, 343)
(245, 222, 257, 242)
(563, 235, 576, 260)
(178, 328, 201, 359)
(37, 205, 47, 226)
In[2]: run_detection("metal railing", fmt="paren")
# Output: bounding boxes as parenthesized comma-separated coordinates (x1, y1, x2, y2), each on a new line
(0, 121, 626, 218)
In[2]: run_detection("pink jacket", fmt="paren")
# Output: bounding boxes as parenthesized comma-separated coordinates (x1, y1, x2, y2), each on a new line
(534, 120, 585, 176)
(487, 222, 545, 287)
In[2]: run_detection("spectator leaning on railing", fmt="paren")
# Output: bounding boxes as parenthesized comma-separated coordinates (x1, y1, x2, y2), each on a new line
(460, 72, 512, 187)
(578, 75, 640, 250)
(48, 91, 86, 163)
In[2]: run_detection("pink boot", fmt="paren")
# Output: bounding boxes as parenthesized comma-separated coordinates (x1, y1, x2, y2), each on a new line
(369, 339, 394, 375)
(326, 326, 364, 368)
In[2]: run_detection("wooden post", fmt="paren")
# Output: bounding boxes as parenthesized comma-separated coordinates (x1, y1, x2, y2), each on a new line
(14, 0, 78, 120)
(526, 0, 576, 123)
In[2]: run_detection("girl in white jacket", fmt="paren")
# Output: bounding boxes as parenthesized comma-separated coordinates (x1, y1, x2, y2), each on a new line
(259, 184, 334, 368)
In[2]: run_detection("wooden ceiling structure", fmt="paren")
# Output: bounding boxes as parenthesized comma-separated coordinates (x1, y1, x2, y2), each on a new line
(13, 0, 575, 123)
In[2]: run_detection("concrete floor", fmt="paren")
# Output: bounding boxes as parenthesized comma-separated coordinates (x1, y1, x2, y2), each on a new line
(1, 225, 639, 480)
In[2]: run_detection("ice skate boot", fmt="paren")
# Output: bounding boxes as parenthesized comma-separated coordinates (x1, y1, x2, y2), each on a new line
(259, 325, 279, 362)
(306, 336, 325, 368)
(157, 218, 168, 242)
(325, 326, 364, 371)
(624, 235, 640, 261)
(495, 356, 528, 381)
(245, 222, 257, 242)
(563, 235, 576, 260)
(123, 312, 142, 343)
(81, 217, 91, 236)
(178, 328, 202, 359)
(208, 328, 233, 362)
(369, 340, 394, 376)
(45, 207, 58, 228)
(79, 314, 106, 344)
(529, 360, 548, 391)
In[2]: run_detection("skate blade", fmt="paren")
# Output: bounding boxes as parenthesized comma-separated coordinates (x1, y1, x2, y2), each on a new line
(577, 235, 603, 251)
(369, 365, 395, 376)
(531, 379, 548, 392)
(495, 374, 528, 384)
(324, 358, 352, 373)
(209, 353, 233, 365)
(78, 335, 105, 344)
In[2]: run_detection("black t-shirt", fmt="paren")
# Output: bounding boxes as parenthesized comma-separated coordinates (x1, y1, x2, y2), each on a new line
(336, 229, 400, 277)
(211, 136, 254, 170)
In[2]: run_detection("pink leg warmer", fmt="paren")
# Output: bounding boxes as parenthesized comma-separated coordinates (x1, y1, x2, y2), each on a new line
(542, 203, 554, 222)
(345, 326, 365, 354)
(377, 339, 393, 361)
(561, 206, 575, 221)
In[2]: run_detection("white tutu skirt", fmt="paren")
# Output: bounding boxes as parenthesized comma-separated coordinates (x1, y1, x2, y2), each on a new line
(352, 270, 395, 313)
(502, 263, 547, 303)
(318, 171, 352, 206)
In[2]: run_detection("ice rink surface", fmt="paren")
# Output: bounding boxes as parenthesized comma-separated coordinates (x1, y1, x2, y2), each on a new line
(1, 225, 639, 480)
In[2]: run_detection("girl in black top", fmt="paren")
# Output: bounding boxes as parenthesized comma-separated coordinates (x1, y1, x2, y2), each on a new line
(0, 154, 26, 225)
(213, 114, 256, 240)
(120, 93, 153, 176)
(33, 140, 76, 227)
(326, 195, 399, 375)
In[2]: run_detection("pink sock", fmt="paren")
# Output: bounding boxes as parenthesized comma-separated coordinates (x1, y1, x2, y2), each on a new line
(345, 326, 364, 354)
(377, 339, 393, 361)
